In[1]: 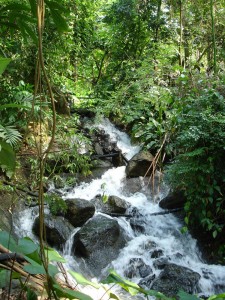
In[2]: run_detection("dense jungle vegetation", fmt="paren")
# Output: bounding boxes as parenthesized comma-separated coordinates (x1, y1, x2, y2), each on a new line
(1, 0, 225, 299)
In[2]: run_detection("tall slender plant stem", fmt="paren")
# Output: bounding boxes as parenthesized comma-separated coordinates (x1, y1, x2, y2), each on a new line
(36, 0, 58, 298)
(210, 0, 217, 74)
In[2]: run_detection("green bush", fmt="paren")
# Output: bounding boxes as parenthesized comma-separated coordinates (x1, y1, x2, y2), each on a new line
(166, 89, 225, 239)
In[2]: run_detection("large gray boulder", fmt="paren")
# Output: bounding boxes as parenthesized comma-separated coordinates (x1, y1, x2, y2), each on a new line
(159, 191, 186, 209)
(33, 215, 74, 250)
(125, 151, 154, 178)
(65, 198, 95, 227)
(73, 214, 127, 276)
(151, 263, 201, 297)
(91, 195, 129, 214)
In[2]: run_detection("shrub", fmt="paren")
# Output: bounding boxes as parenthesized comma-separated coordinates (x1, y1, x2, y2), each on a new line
(166, 89, 225, 239)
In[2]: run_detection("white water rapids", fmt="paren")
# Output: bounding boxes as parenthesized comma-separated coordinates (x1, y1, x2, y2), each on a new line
(14, 118, 225, 299)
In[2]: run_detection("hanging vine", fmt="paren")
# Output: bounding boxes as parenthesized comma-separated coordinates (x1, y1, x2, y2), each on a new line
(36, 0, 57, 298)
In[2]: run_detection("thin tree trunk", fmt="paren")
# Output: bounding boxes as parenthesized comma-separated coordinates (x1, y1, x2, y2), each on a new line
(154, 0, 162, 44)
(179, 0, 183, 67)
(210, 0, 217, 74)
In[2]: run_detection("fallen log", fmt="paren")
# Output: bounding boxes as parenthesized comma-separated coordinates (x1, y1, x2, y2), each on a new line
(149, 208, 183, 216)
(104, 208, 183, 219)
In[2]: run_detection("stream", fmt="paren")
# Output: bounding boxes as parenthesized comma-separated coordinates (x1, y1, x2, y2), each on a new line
(13, 118, 225, 299)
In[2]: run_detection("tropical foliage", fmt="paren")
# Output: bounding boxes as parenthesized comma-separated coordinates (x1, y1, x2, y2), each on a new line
(1, 0, 225, 297)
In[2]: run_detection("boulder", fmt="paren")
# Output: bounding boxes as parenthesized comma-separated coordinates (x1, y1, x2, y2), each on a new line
(73, 214, 127, 276)
(150, 249, 164, 259)
(91, 195, 129, 215)
(124, 258, 152, 279)
(32, 215, 74, 250)
(139, 274, 156, 288)
(159, 191, 186, 209)
(130, 218, 146, 233)
(151, 263, 201, 297)
(125, 151, 154, 178)
(65, 198, 95, 227)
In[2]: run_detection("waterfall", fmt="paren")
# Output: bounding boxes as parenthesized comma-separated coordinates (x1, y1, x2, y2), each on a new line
(13, 118, 225, 299)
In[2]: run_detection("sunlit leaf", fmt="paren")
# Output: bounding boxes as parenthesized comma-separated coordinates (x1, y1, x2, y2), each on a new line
(0, 57, 11, 75)
(208, 293, 225, 300)
(177, 290, 199, 300)
(68, 270, 100, 288)
(45, 248, 67, 263)
(109, 292, 121, 300)
(101, 269, 139, 296)
(53, 283, 93, 300)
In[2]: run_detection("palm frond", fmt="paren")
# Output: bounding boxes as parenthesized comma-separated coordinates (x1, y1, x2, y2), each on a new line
(0, 125, 22, 146)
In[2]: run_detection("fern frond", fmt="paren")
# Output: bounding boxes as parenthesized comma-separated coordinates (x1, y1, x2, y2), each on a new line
(0, 125, 22, 146)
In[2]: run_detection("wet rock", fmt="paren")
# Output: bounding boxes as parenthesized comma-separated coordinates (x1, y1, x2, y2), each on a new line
(33, 215, 74, 250)
(91, 195, 129, 215)
(139, 274, 156, 288)
(153, 258, 170, 269)
(151, 263, 201, 297)
(125, 151, 154, 178)
(159, 191, 186, 209)
(124, 258, 152, 279)
(130, 218, 146, 233)
(73, 214, 127, 276)
(108, 195, 129, 213)
(151, 249, 164, 259)
(142, 240, 157, 251)
(94, 143, 104, 155)
(65, 198, 95, 227)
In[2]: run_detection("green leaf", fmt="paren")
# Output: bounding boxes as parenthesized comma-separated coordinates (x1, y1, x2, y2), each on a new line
(24, 249, 42, 265)
(208, 293, 225, 300)
(142, 289, 172, 300)
(68, 270, 100, 288)
(213, 230, 217, 238)
(184, 216, 189, 225)
(23, 256, 59, 277)
(0, 103, 30, 110)
(0, 3, 30, 13)
(0, 270, 21, 289)
(45, 0, 69, 33)
(28, 0, 37, 17)
(45, 248, 67, 263)
(108, 292, 121, 300)
(23, 263, 46, 275)
(102, 194, 108, 203)
(101, 270, 139, 296)
(18, 237, 39, 255)
(26, 288, 38, 300)
(177, 290, 199, 300)
(24, 262, 59, 277)
(0, 270, 10, 288)
(0, 126, 22, 146)
(0, 231, 17, 252)
(53, 283, 93, 300)
(0, 57, 11, 75)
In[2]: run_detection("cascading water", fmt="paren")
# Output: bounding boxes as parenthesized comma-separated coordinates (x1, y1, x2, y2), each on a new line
(13, 118, 225, 299)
